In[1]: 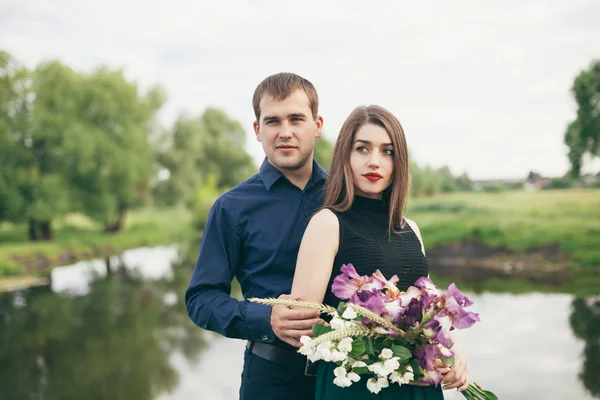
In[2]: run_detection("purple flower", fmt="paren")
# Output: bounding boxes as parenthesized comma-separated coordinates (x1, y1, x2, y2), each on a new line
(420, 368, 443, 386)
(415, 344, 443, 386)
(331, 264, 384, 300)
(351, 289, 386, 315)
(443, 283, 474, 307)
(443, 284, 480, 329)
(415, 344, 439, 371)
(415, 276, 443, 300)
(421, 313, 453, 347)
(383, 297, 407, 320)
(398, 286, 422, 306)
(372, 270, 401, 299)
(396, 297, 422, 326)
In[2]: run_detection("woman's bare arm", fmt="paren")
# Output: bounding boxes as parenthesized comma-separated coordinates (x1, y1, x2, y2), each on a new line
(291, 209, 340, 303)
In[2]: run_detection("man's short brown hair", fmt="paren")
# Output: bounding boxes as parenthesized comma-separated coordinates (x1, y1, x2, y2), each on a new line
(252, 72, 319, 122)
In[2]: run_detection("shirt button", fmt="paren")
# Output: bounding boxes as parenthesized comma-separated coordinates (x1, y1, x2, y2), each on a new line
(261, 335, 269, 341)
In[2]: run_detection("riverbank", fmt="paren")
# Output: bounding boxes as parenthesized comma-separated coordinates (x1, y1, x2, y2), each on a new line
(407, 188, 600, 270)
(0, 207, 192, 277)
(1, 189, 599, 281)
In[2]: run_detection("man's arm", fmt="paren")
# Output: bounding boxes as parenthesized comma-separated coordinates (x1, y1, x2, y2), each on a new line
(184, 198, 274, 343)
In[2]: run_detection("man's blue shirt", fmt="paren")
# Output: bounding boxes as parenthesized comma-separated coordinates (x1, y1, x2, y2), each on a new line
(185, 158, 327, 345)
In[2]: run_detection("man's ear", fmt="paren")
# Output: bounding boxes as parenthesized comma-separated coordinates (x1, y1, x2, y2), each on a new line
(314, 115, 324, 138)
(253, 120, 261, 142)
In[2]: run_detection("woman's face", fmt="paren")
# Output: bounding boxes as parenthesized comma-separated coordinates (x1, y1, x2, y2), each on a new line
(349, 123, 395, 200)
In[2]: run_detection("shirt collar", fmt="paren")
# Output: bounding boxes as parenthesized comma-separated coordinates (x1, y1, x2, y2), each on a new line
(259, 157, 328, 191)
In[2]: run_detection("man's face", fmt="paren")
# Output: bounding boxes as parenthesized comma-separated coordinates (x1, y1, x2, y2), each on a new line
(254, 89, 323, 172)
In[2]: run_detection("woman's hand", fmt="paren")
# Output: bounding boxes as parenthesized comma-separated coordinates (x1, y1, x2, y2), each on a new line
(440, 352, 469, 392)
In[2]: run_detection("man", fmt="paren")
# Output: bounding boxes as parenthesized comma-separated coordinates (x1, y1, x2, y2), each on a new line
(185, 73, 327, 400)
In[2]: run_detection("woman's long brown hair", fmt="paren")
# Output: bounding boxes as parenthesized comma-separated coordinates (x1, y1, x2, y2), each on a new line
(323, 105, 409, 234)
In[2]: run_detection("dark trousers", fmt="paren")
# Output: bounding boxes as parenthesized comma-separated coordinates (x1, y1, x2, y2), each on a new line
(239, 346, 316, 400)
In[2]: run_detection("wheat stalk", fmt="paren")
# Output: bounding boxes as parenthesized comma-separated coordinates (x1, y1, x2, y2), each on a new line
(248, 298, 338, 315)
(306, 325, 378, 348)
(347, 303, 407, 338)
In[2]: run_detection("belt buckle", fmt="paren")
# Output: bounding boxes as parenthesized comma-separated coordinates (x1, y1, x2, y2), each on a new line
(304, 359, 317, 377)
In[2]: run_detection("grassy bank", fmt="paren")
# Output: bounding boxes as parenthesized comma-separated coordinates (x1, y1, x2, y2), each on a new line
(0, 207, 192, 277)
(1, 189, 599, 279)
(407, 189, 600, 269)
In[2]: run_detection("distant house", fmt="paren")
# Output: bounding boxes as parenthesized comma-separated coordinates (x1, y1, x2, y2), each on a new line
(523, 177, 552, 191)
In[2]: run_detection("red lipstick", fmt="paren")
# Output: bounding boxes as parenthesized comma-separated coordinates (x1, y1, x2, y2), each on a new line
(363, 173, 383, 182)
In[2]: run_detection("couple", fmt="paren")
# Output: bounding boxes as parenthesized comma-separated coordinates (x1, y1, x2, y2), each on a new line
(185, 73, 469, 399)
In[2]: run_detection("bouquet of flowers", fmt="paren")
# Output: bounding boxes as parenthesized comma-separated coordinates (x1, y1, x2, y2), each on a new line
(250, 264, 497, 400)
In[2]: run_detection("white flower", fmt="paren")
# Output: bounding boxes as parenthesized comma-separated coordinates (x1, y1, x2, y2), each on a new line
(342, 307, 358, 320)
(333, 366, 353, 388)
(347, 372, 361, 382)
(317, 341, 333, 350)
(367, 362, 388, 377)
(389, 372, 404, 385)
(367, 377, 389, 394)
(380, 348, 394, 359)
(308, 352, 322, 363)
(389, 366, 414, 385)
(383, 358, 400, 373)
(338, 337, 353, 352)
(330, 316, 346, 331)
(300, 336, 312, 345)
(331, 350, 347, 362)
(344, 320, 359, 329)
(351, 361, 368, 369)
(403, 366, 414, 382)
(333, 366, 347, 378)
(298, 336, 314, 356)
(369, 357, 401, 377)
(333, 375, 352, 387)
(299, 346, 314, 357)
(321, 349, 333, 362)
(316, 342, 333, 362)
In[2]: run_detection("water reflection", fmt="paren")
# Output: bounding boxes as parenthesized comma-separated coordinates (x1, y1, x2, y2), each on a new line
(0, 247, 207, 400)
(570, 297, 600, 398)
(0, 247, 598, 400)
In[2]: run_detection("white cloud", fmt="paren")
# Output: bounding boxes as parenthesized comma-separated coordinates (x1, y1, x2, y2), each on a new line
(2, 0, 599, 179)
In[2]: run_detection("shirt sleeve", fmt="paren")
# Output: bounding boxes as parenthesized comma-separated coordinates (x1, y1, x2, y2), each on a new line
(184, 198, 275, 342)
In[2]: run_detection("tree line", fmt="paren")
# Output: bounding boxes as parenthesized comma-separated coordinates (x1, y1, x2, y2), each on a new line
(0, 51, 483, 243)
(0, 51, 258, 241)
(5, 51, 594, 242)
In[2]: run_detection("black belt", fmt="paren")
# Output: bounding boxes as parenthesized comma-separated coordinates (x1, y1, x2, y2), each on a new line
(246, 341, 317, 376)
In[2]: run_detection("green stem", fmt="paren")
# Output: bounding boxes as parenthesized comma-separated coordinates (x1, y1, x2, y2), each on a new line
(462, 385, 485, 400)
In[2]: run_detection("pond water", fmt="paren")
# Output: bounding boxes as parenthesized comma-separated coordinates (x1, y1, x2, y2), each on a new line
(0, 246, 597, 400)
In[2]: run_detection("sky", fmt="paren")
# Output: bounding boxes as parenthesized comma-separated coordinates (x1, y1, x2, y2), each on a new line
(1, 0, 599, 179)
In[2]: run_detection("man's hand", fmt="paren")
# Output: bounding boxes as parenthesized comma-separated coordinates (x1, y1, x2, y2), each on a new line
(270, 294, 324, 347)
(440, 352, 469, 392)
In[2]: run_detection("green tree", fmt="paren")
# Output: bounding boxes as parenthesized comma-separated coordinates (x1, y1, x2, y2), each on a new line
(153, 108, 255, 207)
(10, 58, 75, 240)
(314, 134, 335, 170)
(0, 51, 30, 224)
(409, 163, 443, 197)
(64, 67, 165, 232)
(437, 166, 459, 193)
(564, 60, 600, 176)
(455, 172, 473, 192)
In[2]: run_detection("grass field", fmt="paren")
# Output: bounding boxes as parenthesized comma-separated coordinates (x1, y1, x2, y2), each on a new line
(406, 189, 600, 269)
(0, 207, 193, 277)
(1, 189, 599, 278)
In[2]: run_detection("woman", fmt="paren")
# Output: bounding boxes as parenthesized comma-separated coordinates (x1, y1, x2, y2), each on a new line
(290, 105, 468, 399)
